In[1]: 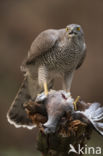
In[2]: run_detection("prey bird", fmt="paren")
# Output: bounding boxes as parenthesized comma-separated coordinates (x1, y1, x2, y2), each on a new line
(7, 24, 86, 128)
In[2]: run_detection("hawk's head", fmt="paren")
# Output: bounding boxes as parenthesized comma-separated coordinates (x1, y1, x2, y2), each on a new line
(66, 24, 84, 38)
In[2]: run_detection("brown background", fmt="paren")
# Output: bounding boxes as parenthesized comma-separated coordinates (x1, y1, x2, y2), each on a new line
(0, 0, 103, 156)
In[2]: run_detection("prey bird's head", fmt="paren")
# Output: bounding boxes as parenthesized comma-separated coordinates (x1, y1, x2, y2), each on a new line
(65, 24, 84, 38)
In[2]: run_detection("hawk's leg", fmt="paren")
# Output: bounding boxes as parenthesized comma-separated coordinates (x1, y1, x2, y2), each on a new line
(38, 66, 48, 95)
(43, 81, 48, 95)
(63, 71, 74, 93)
(63, 71, 78, 110)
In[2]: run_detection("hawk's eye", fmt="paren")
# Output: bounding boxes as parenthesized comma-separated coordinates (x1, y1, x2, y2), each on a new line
(77, 27, 80, 31)
(66, 27, 69, 32)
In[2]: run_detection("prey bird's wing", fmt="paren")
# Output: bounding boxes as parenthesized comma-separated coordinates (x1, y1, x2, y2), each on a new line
(22, 29, 60, 66)
(75, 102, 103, 136)
(7, 77, 36, 129)
(76, 43, 87, 70)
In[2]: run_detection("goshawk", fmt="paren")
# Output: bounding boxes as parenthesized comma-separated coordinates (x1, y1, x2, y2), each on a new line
(7, 24, 86, 128)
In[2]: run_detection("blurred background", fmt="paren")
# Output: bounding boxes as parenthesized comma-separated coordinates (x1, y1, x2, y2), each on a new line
(0, 0, 103, 156)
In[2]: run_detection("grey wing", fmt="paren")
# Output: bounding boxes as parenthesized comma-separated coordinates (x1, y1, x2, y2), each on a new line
(76, 43, 87, 70)
(7, 77, 36, 129)
(76, 102, 103, 136)
(21, 29, 59, 68)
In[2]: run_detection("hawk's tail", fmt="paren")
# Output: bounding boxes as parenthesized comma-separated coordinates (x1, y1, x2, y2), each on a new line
(7, 77, 36, 129)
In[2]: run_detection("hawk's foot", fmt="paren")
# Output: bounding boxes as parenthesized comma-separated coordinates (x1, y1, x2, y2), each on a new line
(66, 91, 71, 98)
(36, 92, 47, 103)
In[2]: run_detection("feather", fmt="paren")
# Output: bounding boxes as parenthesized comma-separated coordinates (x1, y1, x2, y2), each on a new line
(76, 102, 103, 136)
(7, 77, 36, 129)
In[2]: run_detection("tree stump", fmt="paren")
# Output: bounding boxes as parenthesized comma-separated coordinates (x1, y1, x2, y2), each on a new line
(24, 90, 94, 156)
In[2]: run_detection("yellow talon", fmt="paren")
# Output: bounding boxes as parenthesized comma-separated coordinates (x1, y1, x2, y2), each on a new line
(43, 81, 48, 95)
(73, 96, 80, 110)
